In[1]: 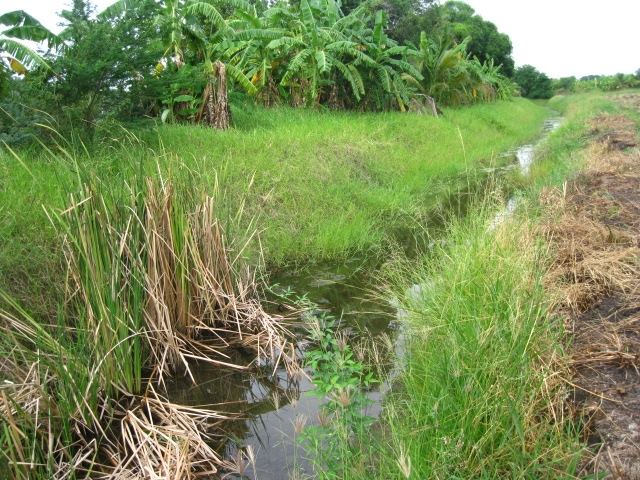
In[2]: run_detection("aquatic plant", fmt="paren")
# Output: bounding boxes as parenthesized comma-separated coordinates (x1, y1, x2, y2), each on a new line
(301, 311, 377, 479)
(0, 172, 297, 478)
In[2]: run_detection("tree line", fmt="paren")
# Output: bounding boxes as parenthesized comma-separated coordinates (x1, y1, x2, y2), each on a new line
(1, 0, 521, 142)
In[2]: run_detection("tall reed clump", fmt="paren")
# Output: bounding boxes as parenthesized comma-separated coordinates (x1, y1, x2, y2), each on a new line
(370, 205, 583, 479)
(0, 172, 296, 478)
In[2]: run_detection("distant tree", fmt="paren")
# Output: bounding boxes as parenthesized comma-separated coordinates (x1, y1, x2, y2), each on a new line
(390, 0, 441, 45)
(514, 65, 552, 99)
(390, 1, 514, 77)
(47, 0, 163, 135)
(441, 1, 514, 77)
(552, 76, 576, 93)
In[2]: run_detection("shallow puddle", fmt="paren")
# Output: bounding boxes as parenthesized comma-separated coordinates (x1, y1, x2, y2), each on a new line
(165, 260, 396, 479)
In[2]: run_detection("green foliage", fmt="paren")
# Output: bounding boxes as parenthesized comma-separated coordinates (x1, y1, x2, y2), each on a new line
(0, 10, 59, 73)
(303, 311, 376, 479)
(0, 0, 519, 143)
(411, 31, 514, 106)
(550, 75, 575, 95)
(442, 1, 514, 76)
(560, 72, 640, 94)
(369, 207, 582, 479)
(514, 64, 553, 99)
(391, 0, 514, 78)
(0, 99, 547, 319)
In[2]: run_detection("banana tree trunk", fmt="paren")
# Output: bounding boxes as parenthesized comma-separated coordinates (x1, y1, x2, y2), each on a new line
(197, 60, 230, 130)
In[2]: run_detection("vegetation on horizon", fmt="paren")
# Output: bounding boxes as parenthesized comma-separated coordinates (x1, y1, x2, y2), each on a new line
(1, 0, 519, 143)
(552, 71, 640, 95)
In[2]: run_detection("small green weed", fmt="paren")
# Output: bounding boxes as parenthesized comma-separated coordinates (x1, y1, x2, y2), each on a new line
(302, 311, 377, 479)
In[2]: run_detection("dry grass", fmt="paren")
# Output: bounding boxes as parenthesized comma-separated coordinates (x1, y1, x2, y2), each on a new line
(105, 387, 229, 479)
(61, 178, 299, 385)
(1, 175, 300, 478)
(541, 113, 640, 479)
(587, 114, 637, 151)
(613, 92, 640, 112)
(540, 142, 640, 314)
(140, 180, 298, 382)
(540, 200, 639, 313)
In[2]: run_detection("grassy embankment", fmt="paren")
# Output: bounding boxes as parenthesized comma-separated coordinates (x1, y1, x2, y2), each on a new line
(333, 91, 636, 479)
(0, 96, 552, 477)
(1, 98, 547, 317)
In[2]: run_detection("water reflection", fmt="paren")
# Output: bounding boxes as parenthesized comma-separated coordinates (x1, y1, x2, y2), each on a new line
(165, 262, 395, 480)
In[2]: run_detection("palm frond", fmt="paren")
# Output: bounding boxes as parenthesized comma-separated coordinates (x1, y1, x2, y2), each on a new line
(186, 2, 229, 33)
(0, 10, 61, 48)
(235, 28, 287, 42)
(280, 48, 313, 85)
(372, 10, 385, 47)
(267, 36, 303, 51)
(0, 38, 50, 70)
(226, 62, 257, 94)
(315, 50, 329, 73)
(375, 65, 391, 92)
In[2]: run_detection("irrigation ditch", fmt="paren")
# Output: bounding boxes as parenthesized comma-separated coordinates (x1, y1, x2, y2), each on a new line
(158, 115, 564, 480)
(0, 110, 574, 480)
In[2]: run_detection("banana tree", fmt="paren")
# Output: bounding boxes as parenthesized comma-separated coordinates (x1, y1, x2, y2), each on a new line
(466, 57, 514, 102)
(0, 10, 60, 74)
(359, 10, 423, 111)
(410, 31, 474, 106)
(102, 0, 255, 128)
(186, 1, 256, 128)
(228, 5, 290, 105)
(268, 0, 374, 106)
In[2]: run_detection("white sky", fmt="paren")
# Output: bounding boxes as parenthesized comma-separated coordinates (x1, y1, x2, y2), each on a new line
(0, 0, 638, 78)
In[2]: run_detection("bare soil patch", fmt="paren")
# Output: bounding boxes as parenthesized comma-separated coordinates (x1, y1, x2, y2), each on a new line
(542, 116, 640, 478)
(615, 93, 640, 112)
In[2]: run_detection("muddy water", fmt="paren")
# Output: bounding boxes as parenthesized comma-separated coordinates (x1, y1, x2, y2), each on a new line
(166, 117, 563, 480)
(165, 260, 396, 480)
(490, 118, 562, 228)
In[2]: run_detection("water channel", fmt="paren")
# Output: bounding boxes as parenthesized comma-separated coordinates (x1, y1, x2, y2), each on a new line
(166, 117, 562, 480)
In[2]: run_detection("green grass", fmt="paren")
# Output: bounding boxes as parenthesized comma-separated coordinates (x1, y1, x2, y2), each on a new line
(363, 207, 582, 479)
(154, 99, 549, 263)
(0, 98, 548, 316)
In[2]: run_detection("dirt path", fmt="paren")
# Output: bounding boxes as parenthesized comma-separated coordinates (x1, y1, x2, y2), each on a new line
(542, 105, 640, 478)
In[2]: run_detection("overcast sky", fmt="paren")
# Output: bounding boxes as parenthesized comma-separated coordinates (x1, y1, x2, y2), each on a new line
(1, 0, 638, 79)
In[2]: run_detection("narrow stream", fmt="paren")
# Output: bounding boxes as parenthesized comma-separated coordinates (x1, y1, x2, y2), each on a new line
(166, 117, 562, 480)
(491, 117, 561, 227)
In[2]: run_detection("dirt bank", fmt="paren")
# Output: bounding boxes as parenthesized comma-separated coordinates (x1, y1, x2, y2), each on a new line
(542, 108, 640, 478)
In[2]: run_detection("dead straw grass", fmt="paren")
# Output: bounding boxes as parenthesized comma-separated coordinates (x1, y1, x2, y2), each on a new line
(540, 141, 640, 314)
(541, 113, 640, 478)
(105, 387, 229, 479)
(1, 176, 299, 478)
(140, 180, 297, 382)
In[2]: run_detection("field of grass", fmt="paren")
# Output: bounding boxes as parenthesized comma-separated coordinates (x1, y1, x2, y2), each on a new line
(2, 86, 636, 478)
(0, 98, 548, 316)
